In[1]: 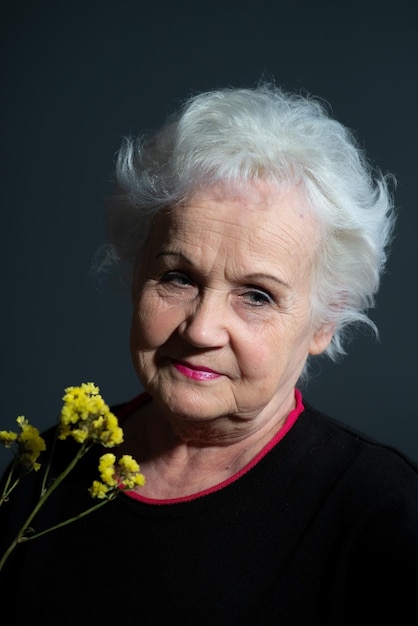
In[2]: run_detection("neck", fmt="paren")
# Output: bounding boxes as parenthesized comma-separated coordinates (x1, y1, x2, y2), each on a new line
(117, 392, 299, 499)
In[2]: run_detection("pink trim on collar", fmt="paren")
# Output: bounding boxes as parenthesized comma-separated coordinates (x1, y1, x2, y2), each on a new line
(119, 388, 304, 505)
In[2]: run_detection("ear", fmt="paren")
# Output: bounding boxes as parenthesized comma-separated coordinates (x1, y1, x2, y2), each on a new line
(308, 324, 335, 356)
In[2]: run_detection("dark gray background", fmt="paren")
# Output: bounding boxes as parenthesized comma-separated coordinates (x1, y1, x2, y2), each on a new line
(1, 0, 417, 475)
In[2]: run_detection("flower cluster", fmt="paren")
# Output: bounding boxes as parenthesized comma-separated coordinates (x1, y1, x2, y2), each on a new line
(0, 383, 145, 572)
(58, 382, 124, 447)
(90, 453, 145, 499)
(0, 416, 46, 473)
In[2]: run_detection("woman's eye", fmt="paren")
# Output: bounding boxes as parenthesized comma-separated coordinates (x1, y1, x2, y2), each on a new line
(243, 288, 274, 306)
(160, 271, 194, 287)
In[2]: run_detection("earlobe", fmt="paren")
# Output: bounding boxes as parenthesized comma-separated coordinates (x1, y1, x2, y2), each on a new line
(308, 324, 335, 356)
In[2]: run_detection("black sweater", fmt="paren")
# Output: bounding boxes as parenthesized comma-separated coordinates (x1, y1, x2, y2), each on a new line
(1, 399, 418, 625)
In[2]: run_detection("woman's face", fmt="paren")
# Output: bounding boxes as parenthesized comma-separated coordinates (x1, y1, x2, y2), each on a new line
(130, 180, 332, 430)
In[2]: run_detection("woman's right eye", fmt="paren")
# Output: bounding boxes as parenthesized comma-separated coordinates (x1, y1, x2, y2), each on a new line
(159, 271, 194, 287)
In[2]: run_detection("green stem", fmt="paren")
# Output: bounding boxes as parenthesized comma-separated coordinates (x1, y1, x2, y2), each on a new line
(0, 466, 13, 505)
(21, 498, 112, 541)
(0, 537, 17, 572)
(40, 426, 60, 495)
(0, 442, 92, 572)
(0, 464, 20, 506)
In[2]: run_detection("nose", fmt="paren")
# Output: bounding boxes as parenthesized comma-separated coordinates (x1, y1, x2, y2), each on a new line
(178, 291, 229, 348)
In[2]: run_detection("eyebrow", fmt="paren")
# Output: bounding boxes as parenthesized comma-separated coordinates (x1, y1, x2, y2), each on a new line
(156, 251, 290, 289)
(243, 273, 290, 289)
(156, 251, 191, 263)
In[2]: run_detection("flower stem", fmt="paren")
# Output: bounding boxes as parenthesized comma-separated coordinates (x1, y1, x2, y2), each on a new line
(40, 426, 60, 495)
(0, 442, 91, 572)
(21, 498, 112, 541)
(0, 463, 20, 506)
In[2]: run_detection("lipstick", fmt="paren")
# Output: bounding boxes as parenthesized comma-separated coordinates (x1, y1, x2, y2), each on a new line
(172, 360, 222, 381)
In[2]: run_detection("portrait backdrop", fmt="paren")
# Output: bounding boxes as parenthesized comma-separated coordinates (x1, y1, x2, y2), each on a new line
(1, 0, 417, 474)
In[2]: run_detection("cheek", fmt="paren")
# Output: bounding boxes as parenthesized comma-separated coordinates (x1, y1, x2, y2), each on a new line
(233, 330, 279, 380)
(130, 292, 181, 349)
(235, 318, 311, 378)
(130, 300, 166, 379)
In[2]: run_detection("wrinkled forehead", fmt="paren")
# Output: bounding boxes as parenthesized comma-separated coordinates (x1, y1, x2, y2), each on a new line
(178, 179, 321, 242)
(140, 179, 322, 277)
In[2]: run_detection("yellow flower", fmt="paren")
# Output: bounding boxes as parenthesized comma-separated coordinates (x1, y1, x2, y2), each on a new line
(89, 480, 111, 499)
(0, 416, 46, 472)
(58, 383, 123, 448)
(88, 454, 117, 500)
(17, 418, 46, 471)
(0, 431, 18, 447)
(88, 453, 146, 499)
(98, 453, 118, 487)
(68, 429, 89, 444)
(118, 454, 146, 489)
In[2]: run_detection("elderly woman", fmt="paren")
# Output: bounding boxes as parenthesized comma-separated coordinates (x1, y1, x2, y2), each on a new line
(1, 83, 417, 624)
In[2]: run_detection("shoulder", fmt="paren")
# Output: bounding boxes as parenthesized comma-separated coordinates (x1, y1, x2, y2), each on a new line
(285, 404, 418, 581)
(301, 401, 418, 473)
(293, 402, 418, 513)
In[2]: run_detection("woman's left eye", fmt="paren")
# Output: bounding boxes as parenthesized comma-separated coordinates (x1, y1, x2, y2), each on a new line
(242, 288, 274, 306)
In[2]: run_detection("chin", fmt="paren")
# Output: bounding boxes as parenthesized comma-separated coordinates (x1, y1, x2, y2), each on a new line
(158, 387, 231, 422)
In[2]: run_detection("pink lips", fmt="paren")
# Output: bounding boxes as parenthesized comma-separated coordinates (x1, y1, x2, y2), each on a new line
(172, 360, 222, 381)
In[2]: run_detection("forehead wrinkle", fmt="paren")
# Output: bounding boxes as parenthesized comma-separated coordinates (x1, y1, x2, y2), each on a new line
(151, 181, 321, 287)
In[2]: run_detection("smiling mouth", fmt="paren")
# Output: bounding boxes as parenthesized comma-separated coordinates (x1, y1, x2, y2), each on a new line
(172, 360, 222, 381)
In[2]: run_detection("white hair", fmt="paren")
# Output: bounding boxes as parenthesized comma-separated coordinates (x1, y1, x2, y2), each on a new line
(103, 82, 396, 366)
